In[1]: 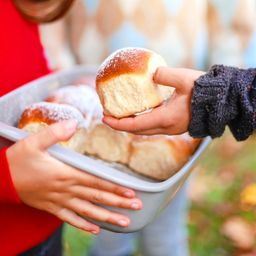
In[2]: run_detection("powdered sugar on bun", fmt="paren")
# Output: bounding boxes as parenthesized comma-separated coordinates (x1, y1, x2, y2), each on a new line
(18, 102, 89, 153)
(47, 85, 102, 119)
(18, 102, 86, 128)
(96, 48, 152, 83)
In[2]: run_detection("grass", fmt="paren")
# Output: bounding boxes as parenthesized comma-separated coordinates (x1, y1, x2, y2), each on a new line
(63, 226, 92, 256)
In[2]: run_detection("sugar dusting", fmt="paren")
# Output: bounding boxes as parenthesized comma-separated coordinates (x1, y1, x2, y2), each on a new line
(25, 102, 87, 127)
(49, 85, 102, 116)
(97, 47, 152, 81)
(47, 85, 104, 126)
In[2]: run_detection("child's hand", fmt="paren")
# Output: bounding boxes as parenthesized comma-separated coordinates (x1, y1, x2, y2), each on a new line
(103, 67, 205, 135)
(7, 120, 142, 234)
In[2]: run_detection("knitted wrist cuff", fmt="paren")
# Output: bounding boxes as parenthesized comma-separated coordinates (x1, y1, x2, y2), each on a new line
(189, 65, 256, 141)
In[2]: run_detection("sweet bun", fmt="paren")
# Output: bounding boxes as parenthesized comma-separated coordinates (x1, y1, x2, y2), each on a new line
(46, 85, 102, 119)
(96, 47, 174, 118)
(128, 134, 201, 181)
(84, 120, 133, 164)
(18, 102, 88, 153)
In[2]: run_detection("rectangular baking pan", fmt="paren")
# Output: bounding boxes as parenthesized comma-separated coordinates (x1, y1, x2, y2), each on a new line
(0, 66, 211, 232)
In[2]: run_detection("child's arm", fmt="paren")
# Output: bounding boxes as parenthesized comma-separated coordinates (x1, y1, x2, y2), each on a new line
(103, 65, 256, 141)
(103, 67, 204, 136)
(189, 65, 256, 140)
(0, 120, 142, 234)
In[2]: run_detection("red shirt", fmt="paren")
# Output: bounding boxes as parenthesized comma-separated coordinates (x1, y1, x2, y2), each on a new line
(0, 1, 62, 255)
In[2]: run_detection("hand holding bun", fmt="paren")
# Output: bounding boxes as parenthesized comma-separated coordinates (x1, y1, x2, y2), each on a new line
(96, 48, 174, 118)
(18, 102, 88, 153)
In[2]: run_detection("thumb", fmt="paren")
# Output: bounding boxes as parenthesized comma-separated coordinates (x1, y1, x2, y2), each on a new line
(153, 67, 204, 94)
(26, 119, 78, 151)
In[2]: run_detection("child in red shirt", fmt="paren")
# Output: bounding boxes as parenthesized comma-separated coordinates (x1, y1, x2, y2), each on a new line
(0, 1, 142, 255)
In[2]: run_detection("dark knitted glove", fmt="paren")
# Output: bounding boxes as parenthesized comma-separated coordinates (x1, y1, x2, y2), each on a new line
(189, 65, 256, 141)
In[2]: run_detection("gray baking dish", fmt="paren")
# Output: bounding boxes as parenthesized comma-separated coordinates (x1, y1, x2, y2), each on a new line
(0, 66, 211, 233)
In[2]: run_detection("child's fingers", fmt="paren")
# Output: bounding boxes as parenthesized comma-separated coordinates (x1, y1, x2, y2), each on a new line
(133, 126, 186, 136)
(103, 106, 166, 132)
(66, 198, 130, 227)
(153, 67, 188, 93)
(56, 208, 100, 234)
(132, 127, 175, 135)
(133, 128, 165, 135)
(72, 170, 136, 198)
(71, 186, 142, 210)
(154, 67, 205, 94)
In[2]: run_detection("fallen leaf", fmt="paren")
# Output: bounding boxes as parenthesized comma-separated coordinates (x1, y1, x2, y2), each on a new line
(240, 184, 256, 208)
(221, 216, 255, 250)
(188, 171, 213, 203)
(218, 163, 238, 184)
(237, 251, 256, 256)
(213, 202, 236, 217)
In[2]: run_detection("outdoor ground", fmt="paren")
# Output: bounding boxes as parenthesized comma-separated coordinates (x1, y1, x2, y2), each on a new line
(63, 131, 256, 256)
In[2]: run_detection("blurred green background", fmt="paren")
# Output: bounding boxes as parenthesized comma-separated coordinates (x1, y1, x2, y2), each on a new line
(63, 132, 256, 256)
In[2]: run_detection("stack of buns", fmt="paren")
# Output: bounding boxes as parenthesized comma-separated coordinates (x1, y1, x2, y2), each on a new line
(17, 48, 200, 181)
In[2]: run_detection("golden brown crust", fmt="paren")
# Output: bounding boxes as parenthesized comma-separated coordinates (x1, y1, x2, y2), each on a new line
(166, 136, 200, 165)
(129, 134, 201, 180)
(96, 48, 152, 86)
(18, 108, 54, 128)
(18, 102, 84, 128)
(131, 134, 201, 166)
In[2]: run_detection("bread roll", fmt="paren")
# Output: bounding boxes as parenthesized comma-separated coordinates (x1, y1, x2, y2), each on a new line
(84, 120, 133, 164)
(18, 102, 88, 153)
(128, 134, 201, 181)
(96, 47, 174, 118)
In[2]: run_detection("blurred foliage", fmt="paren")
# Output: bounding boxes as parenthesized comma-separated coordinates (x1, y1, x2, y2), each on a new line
(189, 131, 256, 256)
(64, 131, 256, 256)
(63, 225, 92, 256)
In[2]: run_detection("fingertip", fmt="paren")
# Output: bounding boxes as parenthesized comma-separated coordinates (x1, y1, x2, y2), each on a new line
(55, 119, 78, 141)
(153, 66, 181, 90)
(103, 116, 123, 131)
(130, 200, 143, 210)
(102, 116, 109, 124)
(153, 66, 172, 84)
(83, 222, 100, 235)
(117, 218, 130, 227)
(90, 227, 101, 235)
(123, 190, 135, 198)
(62, 119, 78, 133)
(153, 66, 162, 83)
(102, 115, 114, 124)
